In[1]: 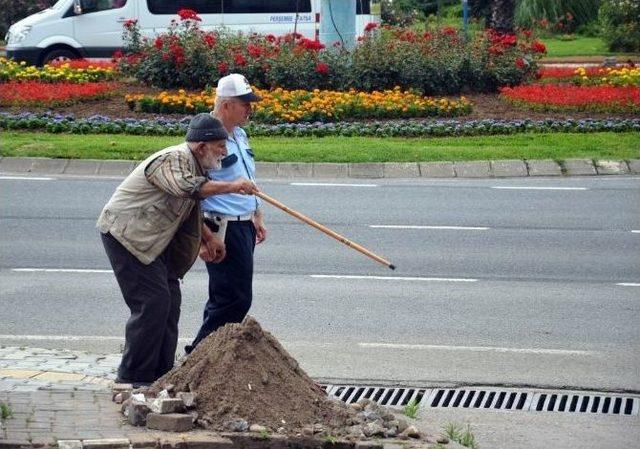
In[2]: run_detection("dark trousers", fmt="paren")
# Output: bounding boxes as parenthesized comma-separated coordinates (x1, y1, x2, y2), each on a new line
(188, 220, 255, 352)
(101, 232, 181, 383)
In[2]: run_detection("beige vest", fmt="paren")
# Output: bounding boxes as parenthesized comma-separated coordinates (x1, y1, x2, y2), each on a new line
(97, 144, 203, 277)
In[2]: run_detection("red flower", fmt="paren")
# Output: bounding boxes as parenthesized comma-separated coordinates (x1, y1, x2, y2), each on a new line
(112, 50, 123, 60)
(315, 62, 329, 74)
(177, 8, 201, 22)
(123, 19, 137, 29)
(515, 57, 526, 69)
(0, 81, 117, 106)
(531, 40, 546, 53)
(364, 22, 378, 32)
(234, 53, 247, 66)
(203, 33, 216, 48)
(218, 62, 228, 74)
(154, 37, 163, 49)
(442, 26, 457, 36)
(247, 44, 263, 58)
(422, 31, 432, 40)
(266, 34, 276, 43)
(500, 85, 640, 111)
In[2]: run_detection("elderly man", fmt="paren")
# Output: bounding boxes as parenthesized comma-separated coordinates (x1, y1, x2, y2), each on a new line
(186, 74, 265, 353)
(98, 113, 257, 387)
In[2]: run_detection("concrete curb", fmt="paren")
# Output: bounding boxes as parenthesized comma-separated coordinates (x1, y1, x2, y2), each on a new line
(0, 157, 638, 179)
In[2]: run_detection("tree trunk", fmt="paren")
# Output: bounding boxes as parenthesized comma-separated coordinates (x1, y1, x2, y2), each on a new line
(489, 0, 516, 33)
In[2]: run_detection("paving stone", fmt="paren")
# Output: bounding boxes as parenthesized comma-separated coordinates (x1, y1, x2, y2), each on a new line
(526, 159, 562, 176)
(0, 369, 42, 378)
(146, 413, 193, 432)
(57, 441, 83, 449)
(255, 162, 278, 178)
(128, 434, 160, 448)
(312, 163, 348, 178)
(354, 442, 383, 449)
(490, 159, 527, 177)
(595, 160, 629, 175)
(64, 160, 101, 175)
(276, 163, 313, 178)
(181, 435, 234, 449)
(627, 159, 640, 173)
(349, 163, 384, 178)
(82, 438, 131, 449)
(418, 161, 455, 178)
(97, 161, 136, 176)
(151, 398, 185, 414)
(383, 162, 420, 178)
(32, 372, 86, 382)
(454, 161, 491, 178)
(563, 158, 596, 175)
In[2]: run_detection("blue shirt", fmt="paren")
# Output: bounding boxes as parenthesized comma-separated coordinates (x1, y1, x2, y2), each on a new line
(202, 127, 260, 216)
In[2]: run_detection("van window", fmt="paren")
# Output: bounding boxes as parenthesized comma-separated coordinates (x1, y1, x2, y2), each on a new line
(356, 0, 371, 15)
(222, 0, 311, 14)
(147, 0, 222, 14)
(81, 0, 128, 13)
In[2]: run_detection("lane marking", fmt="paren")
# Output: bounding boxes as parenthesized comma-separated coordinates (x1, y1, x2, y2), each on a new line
(0, 334, 191, 342)
(311, 275, 477, 282)
(291, 182, 378, 187)
(12, 268, 112, 273)
(358, 342, 592, 355)
(616, 283, 640, 287)
(632, 230, 640, 234)
(0, 176, 54, 181)
(492, 186, 587, 191)
(371, 225, 489, 230)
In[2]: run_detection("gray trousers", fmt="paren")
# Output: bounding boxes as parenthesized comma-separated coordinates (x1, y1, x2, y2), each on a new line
(101, 232, 181, 383)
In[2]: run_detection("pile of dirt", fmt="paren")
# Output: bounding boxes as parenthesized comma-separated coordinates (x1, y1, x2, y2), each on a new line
(151, 316, 355, 434)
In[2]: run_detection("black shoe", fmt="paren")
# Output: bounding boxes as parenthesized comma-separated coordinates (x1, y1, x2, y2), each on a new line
(115, 378, 152, 389)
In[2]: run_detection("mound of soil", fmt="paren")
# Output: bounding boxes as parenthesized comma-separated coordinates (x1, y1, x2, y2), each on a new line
(151, 316, 354, 433)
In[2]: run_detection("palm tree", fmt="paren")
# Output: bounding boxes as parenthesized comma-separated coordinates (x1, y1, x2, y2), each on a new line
(489, 0, 516, 33)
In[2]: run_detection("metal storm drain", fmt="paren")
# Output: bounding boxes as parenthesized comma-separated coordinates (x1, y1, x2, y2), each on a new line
(323, 385, 640, 416)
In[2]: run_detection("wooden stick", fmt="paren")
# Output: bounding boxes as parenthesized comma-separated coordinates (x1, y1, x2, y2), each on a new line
(255, 191, 395, 270)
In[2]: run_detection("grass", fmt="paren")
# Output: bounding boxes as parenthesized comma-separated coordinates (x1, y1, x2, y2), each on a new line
(403, 400, 419, 419)
(542, 36, 639, 58)
(1, 132, 639, 163)
(1, 402, 11, 420)
(444, 423, 478, 449)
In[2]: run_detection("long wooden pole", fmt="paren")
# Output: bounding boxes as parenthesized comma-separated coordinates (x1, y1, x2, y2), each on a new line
(255, 191, 395, 270)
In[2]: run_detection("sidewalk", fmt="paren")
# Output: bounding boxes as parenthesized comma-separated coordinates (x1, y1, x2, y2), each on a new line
(1, 346, 638, 449)
(0, 156, 638, 179)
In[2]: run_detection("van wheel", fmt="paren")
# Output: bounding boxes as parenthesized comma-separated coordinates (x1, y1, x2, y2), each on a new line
(41, 48, 79, 65)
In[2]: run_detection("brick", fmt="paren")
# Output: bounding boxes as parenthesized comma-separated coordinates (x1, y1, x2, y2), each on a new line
(562, 158, 596, 176)
(81, 439, 131, 449)
(490, 160, 527, 177)
(526, 159, 562, 176)
(627, 159, 640, 174)
(128, 434, 160, 448)
(127, 401, 151, 426)
(277, 163, 313, 178)
(349, 163, 384, 178)
(418, 161, 454, 178)
(176, 392, 196, 408)
(152, 398, 185, 414)
(159, 436, 187, 449)
(312, 163, 348, 178)
(354, 442, 383, 449)
(58, 440, 82, 449)
(146, 413, 193, 432)
(595, 160, 629, 175)
(181, 435, 234, 449)
(383, 163, 420, 178)
(454, 161, 491, 178)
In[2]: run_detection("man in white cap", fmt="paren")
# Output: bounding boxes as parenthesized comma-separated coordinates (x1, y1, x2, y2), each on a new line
(186, 74, 266, 353)
(98, 113, 257, 386)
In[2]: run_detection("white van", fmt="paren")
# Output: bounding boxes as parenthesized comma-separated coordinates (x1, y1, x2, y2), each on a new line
(5, 0, 379, 66)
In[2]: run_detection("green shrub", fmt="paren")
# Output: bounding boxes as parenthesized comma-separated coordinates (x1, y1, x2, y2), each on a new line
(599, 0, 640, 52)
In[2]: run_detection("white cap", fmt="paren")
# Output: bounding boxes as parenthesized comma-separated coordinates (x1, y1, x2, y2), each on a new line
(215, 73, 262, 102)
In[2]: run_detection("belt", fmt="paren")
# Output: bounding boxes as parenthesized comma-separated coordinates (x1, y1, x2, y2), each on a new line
(203, 211, 254, 222)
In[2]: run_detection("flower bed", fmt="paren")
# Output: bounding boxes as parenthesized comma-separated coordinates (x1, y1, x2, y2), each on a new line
(116, 9, 543, 93)
(2, 112, 638, 138)
(125, 87, 471, 122)
(0, 81, 119, 106)
(0, 57, 118, 83)
(500, 84, 640, 113)
(537, 66, 639, 87)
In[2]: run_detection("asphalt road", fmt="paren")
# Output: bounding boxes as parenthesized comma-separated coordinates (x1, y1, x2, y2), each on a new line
(1, 174, 639, 391)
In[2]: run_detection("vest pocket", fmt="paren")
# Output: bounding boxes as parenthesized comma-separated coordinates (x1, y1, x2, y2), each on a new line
(124, 203, 178, 253)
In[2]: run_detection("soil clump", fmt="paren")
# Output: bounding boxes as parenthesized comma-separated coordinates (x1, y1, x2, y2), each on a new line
(150, 316, 355, 434)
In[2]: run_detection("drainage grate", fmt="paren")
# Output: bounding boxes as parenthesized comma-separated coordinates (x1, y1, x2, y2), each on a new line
(323, 385, 639, 416)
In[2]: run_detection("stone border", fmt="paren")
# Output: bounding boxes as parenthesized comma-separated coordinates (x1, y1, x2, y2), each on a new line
(0, 157, 638, 179)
